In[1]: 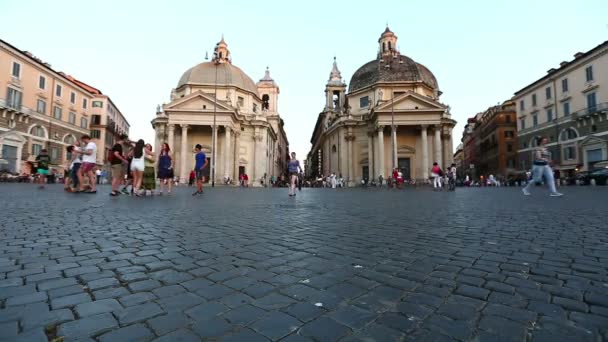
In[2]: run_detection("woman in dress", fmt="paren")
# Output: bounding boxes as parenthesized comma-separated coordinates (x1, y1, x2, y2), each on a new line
(157, 143, 173, 195)
(131, 139, 146, 196)
(143, 143, 156, 195)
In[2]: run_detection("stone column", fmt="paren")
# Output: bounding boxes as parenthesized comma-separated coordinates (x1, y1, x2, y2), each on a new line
(166, 124, 175, 149)
(211, 125, 218, 185)
(233, 131, 240, 181)
(392, 125, 398, 170)
(224, 127, 232, 181)
(153, 125, 161, 158)
(442, 135, 451, 169)
(367, 131, 374, 180)
(434, 125, 443, 168)
(347, 133, 353, 184)
(421, 125, 429, 179)
(179, 124, 189, 184)
(252, 129, 258, 185)
(377, 126, 385, 177)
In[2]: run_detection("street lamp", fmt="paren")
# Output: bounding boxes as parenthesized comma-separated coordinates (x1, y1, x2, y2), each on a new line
(211, 54, 219, 187)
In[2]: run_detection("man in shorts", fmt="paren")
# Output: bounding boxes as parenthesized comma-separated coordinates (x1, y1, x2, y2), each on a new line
(192, 144, 208, 196)
(74, 134, 98, 193)
(110, 134, 129, 196)
(35, 149, 51, 189)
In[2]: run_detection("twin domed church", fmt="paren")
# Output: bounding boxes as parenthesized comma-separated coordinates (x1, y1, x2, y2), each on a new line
(308, 27, 456, 184)
(152, 27, 455, 186)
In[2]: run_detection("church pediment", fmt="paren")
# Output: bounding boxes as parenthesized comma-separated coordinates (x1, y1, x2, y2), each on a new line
(580, 135, 608, 146)
(375, 92, 446, 112)
(164, 91, 235, 112)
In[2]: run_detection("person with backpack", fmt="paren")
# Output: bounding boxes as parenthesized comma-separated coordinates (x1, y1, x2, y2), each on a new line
(431, 162, 442, 190)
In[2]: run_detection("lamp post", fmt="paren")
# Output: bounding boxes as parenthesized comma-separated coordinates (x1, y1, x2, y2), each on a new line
(391, 90, 396, 171)
(212, 56, 218, 187)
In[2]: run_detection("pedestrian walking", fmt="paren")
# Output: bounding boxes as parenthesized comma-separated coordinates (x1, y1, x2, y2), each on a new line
(35, 149, 50, 189)
(158, 143, 174, 195)
(287, 152, 302, 196)
(522, 136, 563, 197)
(109, 134, 129, 196)
(75, 134, 98, 193)
(192, 144, 208, 196)
(143, 143, 156, 195)
(431, 162, 442, 190)
(131, 139, 146, 196)
(121, 149, 134, 195)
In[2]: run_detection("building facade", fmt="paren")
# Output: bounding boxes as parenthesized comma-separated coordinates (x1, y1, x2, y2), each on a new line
(514, 40, 608, 178)
(0, 40, 94, 174)
(151, 38, 289, 185)
(474, 101, 518, 178)
(87, 94, 129, 168)
(453, 143, 464, 178)
(308, 28, 456, 184)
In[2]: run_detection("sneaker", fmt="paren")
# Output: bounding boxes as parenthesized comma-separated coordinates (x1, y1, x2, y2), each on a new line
(550, 192, 563, 197)
(121, 188, 130, 195)
(522, 188, 531, 196)
(110, 191, 120, 197)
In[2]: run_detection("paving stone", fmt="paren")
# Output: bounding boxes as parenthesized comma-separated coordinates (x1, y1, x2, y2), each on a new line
(79, 271, 116, 282)
(191, 316, 232, 338)
(75, 299, 123, 317)
(354, 322, 406, 341)
(5, 291, 47, 306)
(128, 279, 162, 292)
(253, 293, 298, 311)
(117, 302, 165, 325)
(147, 312, 191, 336)
(455, 285, 490, 300)
(249, 311, 301, 340)
(37, 277, 77, 291)
(527, 301, 568, 319)
(51, 293, 92, 309)
(219, 292, 254, 308)
(423, 314, 475, 341)
(157, 292, 205, 312)
(553, 296, 589, 312)
(149, 328, 200, 342)
(93, 286, 130, 300)
(98, 323, 155, 342)
(4, 328, 47, 342)
(0, 321, 19, 339)
(299, 317, 351, 341)
(152, 285, 187, 298)
(0, 284, 37, 300)
(243, 283, 276, 299)
(48, 285, 84, 299)
(64, 266, 101, 277)
(221, 328, 271, 342)
(57, 312, 118, 340)
(185, 301, 229, 320)
(86, 277, 119, 291)
(328, 306, 377, 330)
(283, 302, 325, 323)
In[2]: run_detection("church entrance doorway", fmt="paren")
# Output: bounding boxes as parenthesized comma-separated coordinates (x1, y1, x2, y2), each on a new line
(398, 158, 411, 180)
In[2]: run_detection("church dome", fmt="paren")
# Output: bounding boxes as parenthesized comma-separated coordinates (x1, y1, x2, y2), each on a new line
(348, 56, 439, 93)
(177, 38, 258, 95)
(177, 62, 258, 95)
(348, 27, 439, 93)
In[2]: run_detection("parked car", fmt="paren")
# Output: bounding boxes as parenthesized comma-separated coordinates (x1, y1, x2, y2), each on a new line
(589, 168, 608, 185)
(575, 171, 591, 185)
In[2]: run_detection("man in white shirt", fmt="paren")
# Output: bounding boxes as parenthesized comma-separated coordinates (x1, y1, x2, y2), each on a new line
(74, 134, 98, 193)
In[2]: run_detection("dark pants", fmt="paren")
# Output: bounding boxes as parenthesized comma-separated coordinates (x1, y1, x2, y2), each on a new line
(71, 163, 81, 188)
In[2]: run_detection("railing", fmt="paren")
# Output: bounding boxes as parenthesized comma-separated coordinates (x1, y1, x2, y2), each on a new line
(571, 102, 608, 119)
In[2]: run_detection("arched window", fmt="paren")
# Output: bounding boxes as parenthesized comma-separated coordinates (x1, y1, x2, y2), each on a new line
(388, 41, 392, 51)
(262, 94, 270, 110)
(382, 42, 386, 52)
(332, 145, 337, 153)
(30, 126, 45, 138)
(64, 135, 75, 144)
(560, 128, 578, 141)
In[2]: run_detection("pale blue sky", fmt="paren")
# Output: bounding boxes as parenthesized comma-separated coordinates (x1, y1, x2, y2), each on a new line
(2, 0, 607, 159)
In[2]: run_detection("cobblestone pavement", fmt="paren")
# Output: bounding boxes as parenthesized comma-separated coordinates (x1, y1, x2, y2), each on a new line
(0, 184, 607, 342)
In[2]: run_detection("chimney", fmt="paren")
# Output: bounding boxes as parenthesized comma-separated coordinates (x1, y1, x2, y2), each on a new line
(547, 68, 556, 74)
(574, 52, 584, 58)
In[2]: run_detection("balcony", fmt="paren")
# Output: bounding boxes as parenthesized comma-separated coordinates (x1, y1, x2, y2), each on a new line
(571, 102, 608, 120)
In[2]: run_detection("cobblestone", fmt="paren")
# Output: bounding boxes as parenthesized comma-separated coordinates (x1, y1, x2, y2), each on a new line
(0, 185, 607, 340)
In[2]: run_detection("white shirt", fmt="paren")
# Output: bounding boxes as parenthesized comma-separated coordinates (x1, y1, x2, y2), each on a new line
(82, 142, 97, 164)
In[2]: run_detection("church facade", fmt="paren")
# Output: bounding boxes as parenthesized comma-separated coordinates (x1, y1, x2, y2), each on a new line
(151, 38, 289, 185)
(308, 28, 456, 184)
